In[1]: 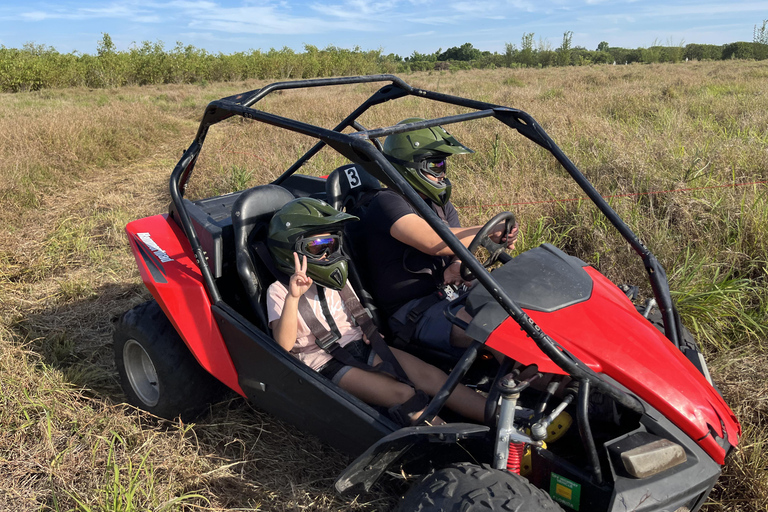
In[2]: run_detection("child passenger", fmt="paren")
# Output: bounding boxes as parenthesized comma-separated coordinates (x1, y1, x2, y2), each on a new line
(265, 197, 486, 426)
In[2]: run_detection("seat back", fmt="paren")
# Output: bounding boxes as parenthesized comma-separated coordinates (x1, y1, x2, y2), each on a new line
(325, 164, 389, 336)
(231, 184, 295, 331)
(325, 163, 381, 212)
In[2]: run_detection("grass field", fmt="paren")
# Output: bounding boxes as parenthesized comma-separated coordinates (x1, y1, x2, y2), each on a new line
(1, 61, 767, 511)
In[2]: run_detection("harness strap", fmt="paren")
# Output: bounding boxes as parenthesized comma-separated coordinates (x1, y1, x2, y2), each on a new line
(316, 287, 342, 340)
(297, 286, 410, 384)
(297, 293, 359, 370)
(391, 291, 445, 347)
(339, 283, 410, 382)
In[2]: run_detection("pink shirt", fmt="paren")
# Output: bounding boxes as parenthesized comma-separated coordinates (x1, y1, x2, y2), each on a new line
(266, 281, 364, 371)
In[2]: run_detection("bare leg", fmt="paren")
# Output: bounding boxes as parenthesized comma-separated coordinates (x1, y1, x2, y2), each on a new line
(336, 367, 415, 408)
(374, 348, 486, 423)
(335, 367, 439, 424)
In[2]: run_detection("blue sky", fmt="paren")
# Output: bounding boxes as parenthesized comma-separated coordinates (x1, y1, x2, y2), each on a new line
(0, 0, 765, 57)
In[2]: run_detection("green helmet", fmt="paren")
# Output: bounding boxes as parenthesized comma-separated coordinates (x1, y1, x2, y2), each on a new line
(267, 198, 358, 290)
(382, 117, 474, 206)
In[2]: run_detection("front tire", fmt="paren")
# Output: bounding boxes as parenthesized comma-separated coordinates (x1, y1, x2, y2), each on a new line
(398, 463, 563, 512)
(113, 300, 225, 420)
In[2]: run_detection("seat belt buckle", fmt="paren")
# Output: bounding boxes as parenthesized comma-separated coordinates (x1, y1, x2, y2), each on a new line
(316, 333, 340, 352)
(440, 284, 459, 302)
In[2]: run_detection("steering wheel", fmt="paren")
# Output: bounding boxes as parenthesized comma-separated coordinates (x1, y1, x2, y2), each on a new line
(460, 211, 517, 281)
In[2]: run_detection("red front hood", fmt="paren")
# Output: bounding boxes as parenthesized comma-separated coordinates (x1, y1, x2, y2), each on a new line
(486, 266, 740, 464)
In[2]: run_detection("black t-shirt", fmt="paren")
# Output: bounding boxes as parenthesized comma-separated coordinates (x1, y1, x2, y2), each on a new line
(347, 189, 461, 316)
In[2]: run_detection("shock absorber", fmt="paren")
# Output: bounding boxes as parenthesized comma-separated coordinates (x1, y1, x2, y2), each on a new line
(493, 373, 543, 473)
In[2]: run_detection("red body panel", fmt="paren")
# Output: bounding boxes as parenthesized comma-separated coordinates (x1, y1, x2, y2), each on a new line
(486, 266, 740, 464)
(126, 214, 245, 397)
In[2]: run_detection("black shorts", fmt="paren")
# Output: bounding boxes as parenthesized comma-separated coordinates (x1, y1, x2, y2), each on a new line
(317, 339, 374, 384)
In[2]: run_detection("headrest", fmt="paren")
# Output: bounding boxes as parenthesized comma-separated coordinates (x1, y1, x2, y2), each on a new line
(232, 184, 295, 235)
(325, 164, 381, 211)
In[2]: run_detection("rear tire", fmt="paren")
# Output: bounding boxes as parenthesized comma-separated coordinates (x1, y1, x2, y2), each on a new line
(398, 463, 563, 512)
(113, 300, 225, 420)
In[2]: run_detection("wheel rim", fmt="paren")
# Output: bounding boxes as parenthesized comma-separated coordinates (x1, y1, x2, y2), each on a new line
(123, 339, 160, 407)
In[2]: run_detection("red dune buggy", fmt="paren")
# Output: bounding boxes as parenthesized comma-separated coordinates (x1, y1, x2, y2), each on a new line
(114, 75, 739, 511)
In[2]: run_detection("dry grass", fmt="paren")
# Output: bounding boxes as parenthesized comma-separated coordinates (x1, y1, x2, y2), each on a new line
(0, 61, 766, 510)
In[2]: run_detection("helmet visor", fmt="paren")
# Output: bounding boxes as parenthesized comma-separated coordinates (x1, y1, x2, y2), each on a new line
(297, 235, 341, 260)
(418, 156, 448, 179)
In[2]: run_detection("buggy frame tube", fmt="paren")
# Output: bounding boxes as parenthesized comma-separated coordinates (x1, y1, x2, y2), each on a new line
(412, 341, 481, 425)
(169, 141, 221, 304)
(167, 76, 411, 303)
(543, 134, 682, 348)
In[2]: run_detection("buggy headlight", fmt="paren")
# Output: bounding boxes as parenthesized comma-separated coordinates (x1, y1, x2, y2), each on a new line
(621, 438, 687, 478)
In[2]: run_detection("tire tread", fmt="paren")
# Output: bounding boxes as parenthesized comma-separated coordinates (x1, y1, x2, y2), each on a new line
(399, 463, 563, 512)
(113, 300, 225, 419)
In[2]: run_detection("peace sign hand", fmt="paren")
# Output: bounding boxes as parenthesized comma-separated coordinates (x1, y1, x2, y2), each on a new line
(288, 252, 313, 298)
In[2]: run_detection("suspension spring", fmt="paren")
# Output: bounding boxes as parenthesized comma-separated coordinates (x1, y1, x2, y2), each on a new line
(507, 442, 525, 474)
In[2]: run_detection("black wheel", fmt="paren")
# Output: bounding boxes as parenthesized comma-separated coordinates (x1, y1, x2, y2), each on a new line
(640, 305, 714, 384)
(113, 300, 225, 420)
(642, 306, 699, 351)
(398, 463, 563, 512)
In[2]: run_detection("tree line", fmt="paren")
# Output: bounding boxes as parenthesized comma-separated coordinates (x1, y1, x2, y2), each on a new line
(1, 24, 767, 93)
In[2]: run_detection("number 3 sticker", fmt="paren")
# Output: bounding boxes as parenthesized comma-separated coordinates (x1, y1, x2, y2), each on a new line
(345, 166, 361, 189)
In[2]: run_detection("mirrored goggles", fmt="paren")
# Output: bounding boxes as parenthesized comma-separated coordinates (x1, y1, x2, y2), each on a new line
(418, 157, 448, 178)
(297, 235, 341, 259)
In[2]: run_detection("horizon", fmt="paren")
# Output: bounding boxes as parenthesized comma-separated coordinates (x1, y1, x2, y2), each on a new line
(0, 1, 766, 57)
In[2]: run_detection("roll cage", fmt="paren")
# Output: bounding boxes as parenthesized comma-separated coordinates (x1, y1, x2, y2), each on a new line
(169, 74, 684, 419)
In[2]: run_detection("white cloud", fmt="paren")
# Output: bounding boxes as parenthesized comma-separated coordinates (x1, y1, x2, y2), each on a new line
(403, 30, 436, 38)
(16, 2, 155, 21)
(19, 11, 50, 21)
(166, 0, 219, 9)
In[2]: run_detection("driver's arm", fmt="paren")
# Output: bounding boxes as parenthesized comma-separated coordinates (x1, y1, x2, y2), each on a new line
(390, 213, 519, 257)
(390, 213, 482, 256)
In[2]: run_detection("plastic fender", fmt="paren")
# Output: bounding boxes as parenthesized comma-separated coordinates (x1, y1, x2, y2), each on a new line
(487, 266, 739, 464)
(335, 423, 490, 493)
(126, 214, 245, 397)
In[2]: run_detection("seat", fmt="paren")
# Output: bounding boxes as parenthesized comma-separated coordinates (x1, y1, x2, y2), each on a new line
(231, 184, 295, 331)
(324, 164, 391, 338)
(325, 163, 381, 212)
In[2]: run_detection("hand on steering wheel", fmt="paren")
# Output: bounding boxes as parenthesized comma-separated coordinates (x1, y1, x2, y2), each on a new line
(460, 211, 517, 281)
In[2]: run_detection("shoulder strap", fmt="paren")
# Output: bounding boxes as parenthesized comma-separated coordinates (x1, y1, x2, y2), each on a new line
(339, 283, 410, 382)
(348, 188, 382, 214)
(316, 287, 342, 340)
(298, 292, 338, 349)
(298, 287, 410, 384)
